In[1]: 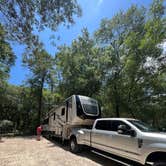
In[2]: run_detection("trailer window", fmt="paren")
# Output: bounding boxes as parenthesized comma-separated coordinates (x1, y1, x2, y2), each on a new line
(80, 97, 99, 116)
(61, 108, 65, 116)
(76, 96, 84, 117)
(53, 113, 55, 120)
(43, 118, 49, 124)
(82, 104, 98, 115)
(76, 95, 101, 119)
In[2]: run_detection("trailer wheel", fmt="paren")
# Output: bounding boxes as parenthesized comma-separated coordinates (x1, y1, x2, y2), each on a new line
(69, 137, 80, 153)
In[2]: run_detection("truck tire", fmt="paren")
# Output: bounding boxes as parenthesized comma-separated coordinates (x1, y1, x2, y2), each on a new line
(153, 162, 166, 166)
(69, 137, 81, 153)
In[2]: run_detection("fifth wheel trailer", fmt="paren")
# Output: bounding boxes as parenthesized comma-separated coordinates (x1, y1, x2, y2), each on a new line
(42, 95, 101, 141)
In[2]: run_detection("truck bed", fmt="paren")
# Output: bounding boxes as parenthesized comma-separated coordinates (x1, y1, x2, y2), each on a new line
(78, 129, 92, 146)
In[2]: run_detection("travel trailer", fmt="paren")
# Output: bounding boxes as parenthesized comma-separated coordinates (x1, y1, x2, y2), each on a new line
(42, 95, 101, 141)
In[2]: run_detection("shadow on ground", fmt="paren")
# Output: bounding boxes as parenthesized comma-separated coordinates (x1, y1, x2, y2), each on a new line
(45, 136, 121, 166)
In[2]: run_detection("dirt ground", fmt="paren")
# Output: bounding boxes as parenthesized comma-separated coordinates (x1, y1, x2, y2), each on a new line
(0, 136, 119, 166)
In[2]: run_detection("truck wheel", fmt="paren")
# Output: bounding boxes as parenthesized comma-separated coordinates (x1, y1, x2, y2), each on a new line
(69, 137, 80, 153)
(153, 162, 166, 166)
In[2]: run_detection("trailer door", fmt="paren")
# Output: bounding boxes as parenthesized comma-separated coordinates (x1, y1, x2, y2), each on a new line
(66, 97, 72, 123)
(66, 101, 68, 122)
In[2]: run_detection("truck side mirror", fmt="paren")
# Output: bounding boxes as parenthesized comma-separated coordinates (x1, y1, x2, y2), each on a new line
(117, 129, 123, 134)
(117, 125, 127, 134)
(118, 125, 136, 137)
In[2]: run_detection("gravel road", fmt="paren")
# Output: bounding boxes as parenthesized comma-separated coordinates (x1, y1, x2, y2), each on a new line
(0, 136, 119, 166)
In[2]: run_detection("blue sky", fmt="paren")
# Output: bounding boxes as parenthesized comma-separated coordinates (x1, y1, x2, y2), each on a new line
(9, 0, 153, 85)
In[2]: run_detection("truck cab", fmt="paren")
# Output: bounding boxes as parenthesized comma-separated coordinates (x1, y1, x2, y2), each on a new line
(70, 118, 166, 166)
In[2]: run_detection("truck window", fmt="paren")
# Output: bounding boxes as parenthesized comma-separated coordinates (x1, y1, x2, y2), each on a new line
(95, 120, 111, 130)
(128, 120, 158, 132)
(111, 120, 131, 132)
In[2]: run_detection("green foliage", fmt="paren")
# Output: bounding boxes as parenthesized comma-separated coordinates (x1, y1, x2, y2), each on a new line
(1, 0, 165, 132)
(54, 0, 165, 128)
(0, 0, 81, 46)
(0, 83, 61, 134)
(56, 28, 103, 98)
(94, 0, 166, 126)
(0, 24, 15, 81)
(0, 120, 13, 133)
(0, 24, 16, 131)
(0, 0, 81, 132)
(0, 84, 21, 129)
(23, 49, 57, 125)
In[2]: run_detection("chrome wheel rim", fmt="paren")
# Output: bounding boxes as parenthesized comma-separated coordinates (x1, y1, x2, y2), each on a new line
(71, 140, 75, 150)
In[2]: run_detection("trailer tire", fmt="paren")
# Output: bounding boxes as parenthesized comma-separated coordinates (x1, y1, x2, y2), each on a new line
(69, 137, 81, 153)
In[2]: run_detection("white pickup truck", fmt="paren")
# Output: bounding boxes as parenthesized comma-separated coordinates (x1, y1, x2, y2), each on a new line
(69, 118, 166, 166)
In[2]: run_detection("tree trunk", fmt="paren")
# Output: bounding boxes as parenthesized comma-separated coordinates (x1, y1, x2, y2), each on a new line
(115, 102, 120, 117)
(38, 75, 45, 125)
(114, 84, 120, 117)
(127, 89, 136, 118)
(128, 107, 136, 118)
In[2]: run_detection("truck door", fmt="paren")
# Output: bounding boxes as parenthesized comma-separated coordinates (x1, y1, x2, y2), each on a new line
(91, 120, 113, 151)
(110, 120, 140, 161)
